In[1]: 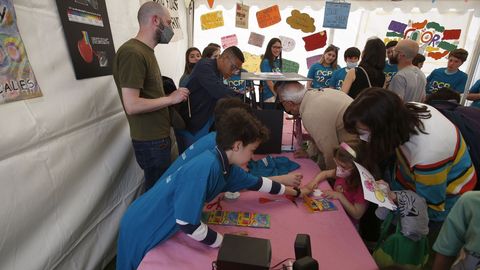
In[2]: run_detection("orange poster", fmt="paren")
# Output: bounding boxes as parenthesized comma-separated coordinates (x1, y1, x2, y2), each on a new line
(256, 5, 281, 28)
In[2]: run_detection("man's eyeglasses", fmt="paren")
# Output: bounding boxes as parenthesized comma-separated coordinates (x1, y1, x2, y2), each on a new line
(227, 57, 240, 74)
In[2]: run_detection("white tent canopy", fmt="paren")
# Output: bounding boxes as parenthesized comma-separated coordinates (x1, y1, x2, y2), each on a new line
(0, 1, 478, 269)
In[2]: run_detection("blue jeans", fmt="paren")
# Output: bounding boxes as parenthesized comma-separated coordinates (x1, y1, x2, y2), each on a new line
(132, 137, 171, 191)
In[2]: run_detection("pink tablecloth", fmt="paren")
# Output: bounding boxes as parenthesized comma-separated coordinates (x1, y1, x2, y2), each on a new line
(138, 152, 377, 270)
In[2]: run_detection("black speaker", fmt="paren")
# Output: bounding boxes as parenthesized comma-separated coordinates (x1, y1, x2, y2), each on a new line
(293, 256, 319, 270)
(253, 109, 284, 154)
(217, 234, 271, 270)
(294, 234, 312, 260)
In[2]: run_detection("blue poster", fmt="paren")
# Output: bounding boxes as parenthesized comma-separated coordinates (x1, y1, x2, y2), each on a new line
(322, 1, 351, 29)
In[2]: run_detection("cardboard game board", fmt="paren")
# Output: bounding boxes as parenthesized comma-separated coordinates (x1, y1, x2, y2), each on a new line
(303, 196, 337, 212)
(202, 210, 270, 228)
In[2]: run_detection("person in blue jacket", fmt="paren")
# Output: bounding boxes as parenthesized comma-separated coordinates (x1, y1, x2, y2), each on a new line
(116, 108, 312, 270)
(260, 38, 283, 105)
(307, 44, 340, 89)
(426, 48, 469, 94)
(164, 98, 303, 188)
(329, 47, 361, 90)
(466, 79, 480, 108)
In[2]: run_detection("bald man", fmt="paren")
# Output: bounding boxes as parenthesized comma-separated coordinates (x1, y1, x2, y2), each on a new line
(113, 2, 189, 190)
(276, 82, 358, 170)
(388, 39, 427, 102)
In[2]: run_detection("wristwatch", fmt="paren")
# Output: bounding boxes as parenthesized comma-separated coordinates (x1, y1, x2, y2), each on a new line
(293, 187, 301, 198)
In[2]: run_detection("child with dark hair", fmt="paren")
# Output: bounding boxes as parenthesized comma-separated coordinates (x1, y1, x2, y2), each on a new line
(412, 53, 426, 69)
(424, 87, 461, 104)
(117, 108, 312, 269)
(426, 48, 469, 94)
(343, 87, 477, 223)
(384, 40, 399, 87)
(179, 47, 201, 87)
(307, 44, 340, 90)
(202, 45, 221, 59)
(308, 142, 367, 225)
(329, 47, 361, 90)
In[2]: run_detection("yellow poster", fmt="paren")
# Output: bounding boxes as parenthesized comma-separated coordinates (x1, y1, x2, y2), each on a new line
(200, 11, 224, 30)
(242, 51, 262, 73)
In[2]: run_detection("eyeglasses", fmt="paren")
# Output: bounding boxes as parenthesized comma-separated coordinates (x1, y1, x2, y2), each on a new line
(272, 46, 283, 49)
(227, 57, 240, 74)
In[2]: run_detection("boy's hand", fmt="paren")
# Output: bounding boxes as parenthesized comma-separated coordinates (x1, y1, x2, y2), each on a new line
(300, 185, 314, 196)
(285, 172, 303, 187)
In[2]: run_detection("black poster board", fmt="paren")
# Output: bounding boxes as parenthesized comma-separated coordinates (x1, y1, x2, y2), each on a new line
(253, 109, 283, 154)
(55, 0, 115, 79)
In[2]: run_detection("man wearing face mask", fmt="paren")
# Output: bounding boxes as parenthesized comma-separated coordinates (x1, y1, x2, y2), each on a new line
(329, 47, 361, 90)
(388, 39, 426, 102)
(275, 81, 359, 170)
(112, 2, 189, 191)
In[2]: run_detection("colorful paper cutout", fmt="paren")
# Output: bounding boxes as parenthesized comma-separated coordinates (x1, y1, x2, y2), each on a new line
(323, 1, 351, 29)
(437, 41, 457, 51)
(303, 196, 337, 212)
(388, 20, 408, 34)
(256, 5, 281, 28)
(235, 3, 249, 29)
(426, 21, 445, 32)
(207, 0, 214, 8)
(302, 31, 327, 52)
(428, 51, 449, 60)
(306, 54, 322, 69)
(248, 32, 265, 47)
(221, 34, 238, 49)
(282, 58, 300, 73)
(242, 51, 262, 73)
(286, 10, 315, 33)
(200, 11, 224, 30)
(442, 29, 461, 40)
(279, 36, 295, 52)
(412, 19, 428, 29)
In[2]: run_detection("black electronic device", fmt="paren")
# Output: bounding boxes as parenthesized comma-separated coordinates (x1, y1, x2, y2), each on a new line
(216, 234, 271, 270)
(253, 109, 284, 154)
(294, 234, 312, 260)
(293, 256, 319, 270)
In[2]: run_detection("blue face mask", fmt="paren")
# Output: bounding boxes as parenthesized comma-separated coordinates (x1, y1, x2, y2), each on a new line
(346, 61, 358, 69)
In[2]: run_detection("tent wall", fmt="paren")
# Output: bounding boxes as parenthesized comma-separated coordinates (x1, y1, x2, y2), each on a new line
(0, 0, 189, 269)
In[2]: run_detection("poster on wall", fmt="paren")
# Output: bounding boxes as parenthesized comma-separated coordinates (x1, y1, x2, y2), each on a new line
(141, 0, 184, 42)
(385, 19, 461, 60)
(323, 1, 351, 29)
(0, 0, 42, 104)
(56, 0, 116, 79)
(235, 3, 249, 29)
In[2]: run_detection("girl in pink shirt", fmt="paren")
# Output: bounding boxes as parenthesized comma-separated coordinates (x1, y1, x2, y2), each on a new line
(309, 143, 368, 225)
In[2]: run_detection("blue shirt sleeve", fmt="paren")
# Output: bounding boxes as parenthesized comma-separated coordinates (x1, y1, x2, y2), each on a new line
(470, 80, 480, 93)
(224, 166, 261, 192)
(194, 60, 236, 99)
(455, 73, 468, 93)
(260, 59, 272, 72)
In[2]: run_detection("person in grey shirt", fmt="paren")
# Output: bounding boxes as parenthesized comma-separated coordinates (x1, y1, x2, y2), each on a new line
(389, 39, 426, 102)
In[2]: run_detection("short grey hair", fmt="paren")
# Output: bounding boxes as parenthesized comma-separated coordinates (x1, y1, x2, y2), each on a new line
(275, 81, 307, 104)
(137, 2, 168, 25)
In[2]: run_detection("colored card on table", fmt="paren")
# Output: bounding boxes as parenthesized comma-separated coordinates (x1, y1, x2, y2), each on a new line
(202, 210, 270, 228)
(304, 196, 337, 212)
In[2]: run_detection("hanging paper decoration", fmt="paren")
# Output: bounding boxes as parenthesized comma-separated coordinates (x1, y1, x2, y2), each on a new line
(279, 36, 296, 52)
(207, 0, 214, 8)
(302, 31, 327, 52)
(323, 1, 351, 29)
(286, 10, 315, 33)
(282, 58, 300, 73)
(384, 19, 462, 61)
(200, 11, 224, 30)
(235, 3, 249, 29)
(306, 54, 323, 69)
(248, 32, 265, 47)
(242, 51, 262, 73)
(220, 34, 238, 49)
(256, 5, 281, 28)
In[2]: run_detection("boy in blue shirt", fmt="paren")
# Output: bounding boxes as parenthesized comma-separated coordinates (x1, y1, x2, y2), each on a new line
(384, 40, 398, 88)
(426, 49, 469, 94)
(466, 79, 480, 108)
(117, 108, 312, 270)
(329, 47, 361, 90)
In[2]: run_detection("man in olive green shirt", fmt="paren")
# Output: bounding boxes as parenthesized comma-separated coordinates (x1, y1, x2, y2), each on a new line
(113, 2, 189, 190)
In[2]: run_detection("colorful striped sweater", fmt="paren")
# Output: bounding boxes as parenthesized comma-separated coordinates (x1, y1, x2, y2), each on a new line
(392, 104, 477, 222)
